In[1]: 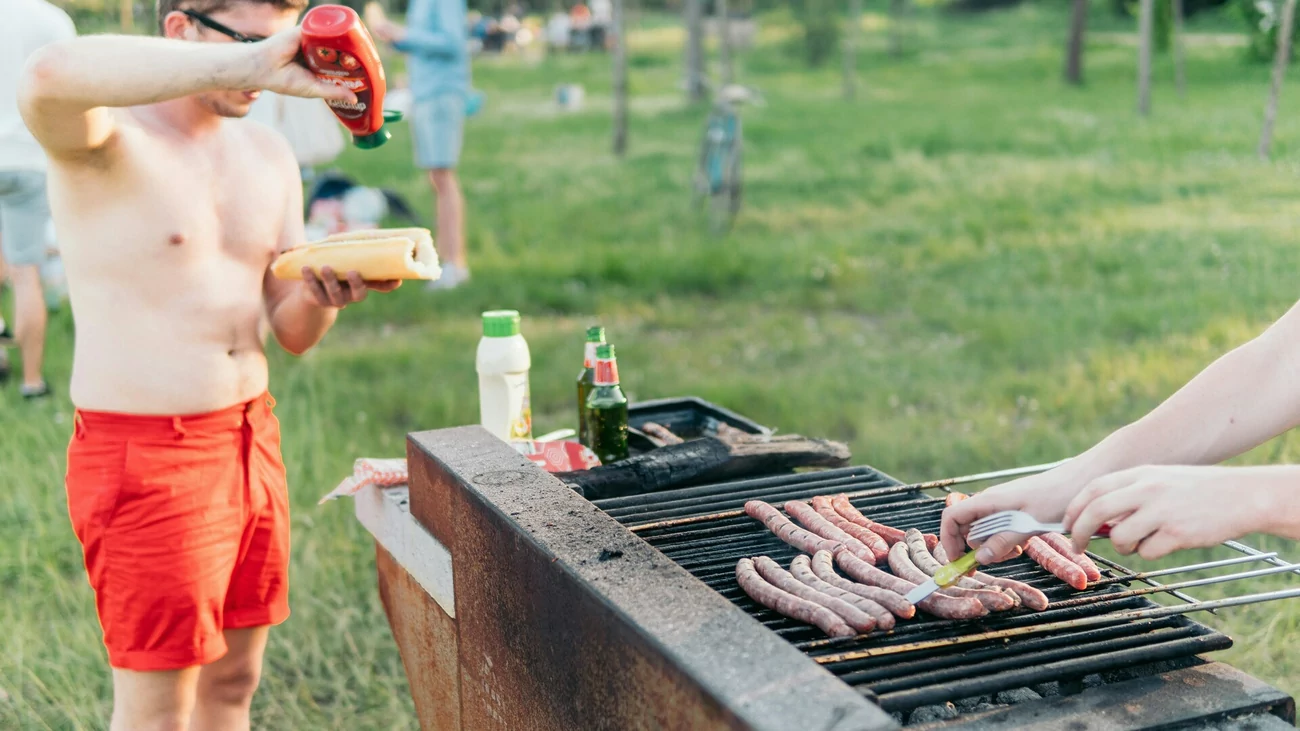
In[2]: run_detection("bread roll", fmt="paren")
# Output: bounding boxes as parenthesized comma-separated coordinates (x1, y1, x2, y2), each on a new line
(271, 228, 441, 281)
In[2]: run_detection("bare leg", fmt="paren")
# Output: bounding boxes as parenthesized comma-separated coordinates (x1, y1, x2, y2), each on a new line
(111, 666, 200, 731)
(9, 263, 45, 389)
(190, 627, 269, 731)
(428, 169, 466, 269)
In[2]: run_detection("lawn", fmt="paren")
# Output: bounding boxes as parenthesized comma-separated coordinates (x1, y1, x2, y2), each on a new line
(8, 1, 1300, 726)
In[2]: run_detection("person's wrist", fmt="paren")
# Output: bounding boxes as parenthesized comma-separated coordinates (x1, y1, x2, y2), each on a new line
(1249, 466, 1300, 539)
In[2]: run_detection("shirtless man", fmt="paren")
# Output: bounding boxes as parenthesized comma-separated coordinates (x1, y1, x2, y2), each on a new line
(18, 1, 397, 729)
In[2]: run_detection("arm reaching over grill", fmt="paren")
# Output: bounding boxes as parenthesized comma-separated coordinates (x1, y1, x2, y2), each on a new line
(835, 546, 986, 620)
(809, 550, 915, 620)
(933, 543, 1049, 611)
(745, 501, 844, 555)
(811, 496, 890, 561)
(784, 500, 878, 565)
(790, 555, 895, 630)
(752, 556, 877, 633)
(1025, 536, 1089, 591)
(736, 558, 854, 638)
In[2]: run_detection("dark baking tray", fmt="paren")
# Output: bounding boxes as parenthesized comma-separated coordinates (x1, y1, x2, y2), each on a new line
(626, 396, 771, 454)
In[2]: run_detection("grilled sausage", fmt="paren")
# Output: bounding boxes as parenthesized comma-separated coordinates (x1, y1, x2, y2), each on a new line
(1025, 536, 1088, 590)
(810, 550, 915, 619)
(752, 556, 876, 633)
(904, 529, 1018, 608)
(830, 495, 939, 550)
(1040, 532, 1103, 582)
(811, 495, 891, 561)
(933, 544, 1049, 611)
(836, 545, 986, 620)
(745, 500, 843, 556)
(736, 558, 854, 638)
(890, 541, 1018, 612)
(945, 491, 969, 507)
(784, 500, 879, 566)
(790, 555, 895, 630)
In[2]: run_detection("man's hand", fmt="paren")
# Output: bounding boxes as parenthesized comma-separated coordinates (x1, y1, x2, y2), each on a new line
(247, 27, 358, 103)
(1062, 465, 1283, 560)
(940, 469, 1088, 565)
(302, 267, 401, 308)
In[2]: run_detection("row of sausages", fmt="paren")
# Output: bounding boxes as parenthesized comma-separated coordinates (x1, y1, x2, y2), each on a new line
(947, 490, 1102, 590)
(736, 494, 1101, 637)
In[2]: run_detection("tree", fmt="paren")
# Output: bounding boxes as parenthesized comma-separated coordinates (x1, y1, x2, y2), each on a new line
(843, 0, 862, 99)
(685, 0, 706, 102)
(1173, 0, 1186, 96)
(1259, 0, 1299, 157)
(1064, 0, 1087, 85)
(1137, 0, 1154, 115)
(719, 0, 734, 86)
(889, 0, 906, 57)
(613, 0, 628, 156)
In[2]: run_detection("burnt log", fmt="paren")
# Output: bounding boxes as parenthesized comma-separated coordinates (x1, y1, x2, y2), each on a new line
(558, 435, 851, 500)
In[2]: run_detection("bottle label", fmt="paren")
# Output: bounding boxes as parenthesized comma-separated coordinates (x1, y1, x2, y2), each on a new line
(304, 45, 374, 124)
(507, 373, 533, 441)
(594, 358, 619, 386)
(583, 341, 600, 369)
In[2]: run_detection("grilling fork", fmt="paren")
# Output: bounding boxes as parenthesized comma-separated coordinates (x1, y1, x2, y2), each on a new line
(904, 511, 1110, 604)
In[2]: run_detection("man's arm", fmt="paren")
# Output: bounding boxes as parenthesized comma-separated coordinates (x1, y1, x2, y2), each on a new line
(941, 297, 1300, 560)
(375, 0, 466, 57)
(18, 28, 354, 161)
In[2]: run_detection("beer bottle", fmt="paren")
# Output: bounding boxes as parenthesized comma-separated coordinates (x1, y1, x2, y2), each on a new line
(577, 325, 606, 448)
(585, 343, 629, 464)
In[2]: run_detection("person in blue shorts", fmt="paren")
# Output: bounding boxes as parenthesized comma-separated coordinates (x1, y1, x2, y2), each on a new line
(373, 0, 472, 290)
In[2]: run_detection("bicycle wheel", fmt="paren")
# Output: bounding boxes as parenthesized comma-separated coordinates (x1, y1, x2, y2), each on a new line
(709, 114, 741, 233)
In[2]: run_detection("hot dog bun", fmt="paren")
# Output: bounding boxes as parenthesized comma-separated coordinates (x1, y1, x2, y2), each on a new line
(271, 227, 441, 281)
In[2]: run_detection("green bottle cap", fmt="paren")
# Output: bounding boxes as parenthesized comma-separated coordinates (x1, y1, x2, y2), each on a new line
(586, 326, 606, 343)
(596, 343, 615, 359)
(482, 310, 521, 337)
(352, 111, 404, 150)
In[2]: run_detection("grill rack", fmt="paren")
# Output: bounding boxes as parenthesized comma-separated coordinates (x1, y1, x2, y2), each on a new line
(594, 464, 1300, 717)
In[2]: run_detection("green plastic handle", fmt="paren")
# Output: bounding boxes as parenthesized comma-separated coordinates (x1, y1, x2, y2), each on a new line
(933, 550, 980, 588)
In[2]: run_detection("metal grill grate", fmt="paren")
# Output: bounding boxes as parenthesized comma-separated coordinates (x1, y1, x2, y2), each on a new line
(594, 464, 1300, 717)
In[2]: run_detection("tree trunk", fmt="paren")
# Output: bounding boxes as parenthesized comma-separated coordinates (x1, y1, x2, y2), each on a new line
(1173, 0, 1186, 97)
(685, 0, 706, 102)
(843, 0, 862, 99)
(718, 0, 734, 87)
(1064, 0, 1087, 85)
(1259, 0, 1299, 158)
(121, 0, 134, 31)
(889, 0, 905, 58)
(613, 0, 628, 156)
(1137, 0, 1154, 115)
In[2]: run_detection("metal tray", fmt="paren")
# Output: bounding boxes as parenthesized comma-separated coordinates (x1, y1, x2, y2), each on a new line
(626, 396, 771, 454)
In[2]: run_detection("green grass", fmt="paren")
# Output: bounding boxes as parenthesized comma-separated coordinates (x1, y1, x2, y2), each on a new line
(9, 1, 1300, 726)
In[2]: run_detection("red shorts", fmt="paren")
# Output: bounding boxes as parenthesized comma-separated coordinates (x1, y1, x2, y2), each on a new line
(65, 392, 290, 671)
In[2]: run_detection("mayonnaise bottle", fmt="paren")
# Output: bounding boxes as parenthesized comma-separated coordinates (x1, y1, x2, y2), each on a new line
(477, 310, 533, 443)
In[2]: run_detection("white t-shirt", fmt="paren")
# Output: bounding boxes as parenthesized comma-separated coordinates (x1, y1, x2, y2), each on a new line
(1, 0, 77, 172)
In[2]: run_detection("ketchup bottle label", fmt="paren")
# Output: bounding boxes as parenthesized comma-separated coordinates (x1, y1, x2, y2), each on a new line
(305, 47, 372, 121)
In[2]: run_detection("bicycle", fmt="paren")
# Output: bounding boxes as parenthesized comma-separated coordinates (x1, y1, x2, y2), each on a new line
(692, 83, 763, 233)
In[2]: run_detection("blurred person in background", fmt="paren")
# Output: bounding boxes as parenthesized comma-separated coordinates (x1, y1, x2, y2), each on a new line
(1, 0, 75, 399)
(372, 0, 473, 290)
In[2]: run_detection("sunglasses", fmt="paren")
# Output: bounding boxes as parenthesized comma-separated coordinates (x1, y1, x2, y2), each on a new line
(182, 9, 267, 43)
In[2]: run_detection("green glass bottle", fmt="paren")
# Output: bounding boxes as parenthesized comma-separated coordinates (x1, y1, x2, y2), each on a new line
(577, 325, 606, 449)
(585, 343, 629, 464)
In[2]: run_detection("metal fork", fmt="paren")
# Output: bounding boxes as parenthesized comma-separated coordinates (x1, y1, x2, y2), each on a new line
(967, 510, 1110, 544)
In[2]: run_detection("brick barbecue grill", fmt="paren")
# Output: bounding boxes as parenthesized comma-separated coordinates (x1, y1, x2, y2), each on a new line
(362, 425, 1300, 730)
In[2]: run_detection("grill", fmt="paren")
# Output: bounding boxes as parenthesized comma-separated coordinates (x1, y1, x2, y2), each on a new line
(597, 465, 1300, 721)
(381, 426, 1300, 730)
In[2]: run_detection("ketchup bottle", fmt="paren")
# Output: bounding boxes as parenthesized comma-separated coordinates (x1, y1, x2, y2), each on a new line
(300, 5, 401, 149)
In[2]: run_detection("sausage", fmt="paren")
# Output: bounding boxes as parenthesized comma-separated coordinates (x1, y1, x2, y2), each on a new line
(836, 545, 986, 620)
(945, 491, 969, 507)
(1041, 532, 1103, 582)
(640, 422, 684, 445)
(784, 500, 878, 565)
(736, 558, 854, 638)
(933, 543, 1049, 611)
(890, 542, 1018, 612)
(904, 529, 1018, 608)
(1026, 536, 1089, 590)
(752, 556, 876, 633)
(811, 495, 891, 561)
(790, 555, 895, 630)
(810, 550, 915, 619)
(830, 495, 938, 550)
(745, 500, 843, 556)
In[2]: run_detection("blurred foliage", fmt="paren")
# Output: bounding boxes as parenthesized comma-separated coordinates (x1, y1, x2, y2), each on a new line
(1236, 0, 1300, 62)
(788, 0, 841, 65)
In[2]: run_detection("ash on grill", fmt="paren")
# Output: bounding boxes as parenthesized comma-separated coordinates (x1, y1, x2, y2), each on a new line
(596, 465, 1300, 725)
